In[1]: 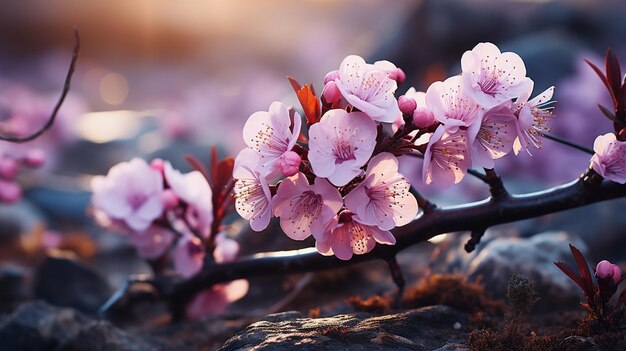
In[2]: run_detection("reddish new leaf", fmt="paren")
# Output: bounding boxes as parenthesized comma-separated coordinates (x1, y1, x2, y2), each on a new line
(586, 59, 616, 107)
(598, 104, 616, 121)
(288, 76, 321, 126)
(606, 48, 622, 101)
(569, 244, 596, 299)
(185, 154, 211, 184)
(554, 261, 585, 292)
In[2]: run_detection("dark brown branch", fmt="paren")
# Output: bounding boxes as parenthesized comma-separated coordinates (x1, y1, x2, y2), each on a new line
(161, 170, 626, 306)
(0, 27, 79, 143)
(541, 132, 594, 155)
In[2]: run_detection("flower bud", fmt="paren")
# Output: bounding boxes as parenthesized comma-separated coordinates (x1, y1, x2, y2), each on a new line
(322, 81, 342, 104)
(324, 70, 340, 84)
(162, 189, 179, 210)
(151, 158, 165, 173)
(413, 107, 435, 129)
(596, 259, 621, 285)
(389, 68, 406, 85)
(398, 96, 417, 116)
(279, 151, 301, 177)
(23, 149, 45, 168)
(0, 180, 21, 203)
(0, 157, 17, 180)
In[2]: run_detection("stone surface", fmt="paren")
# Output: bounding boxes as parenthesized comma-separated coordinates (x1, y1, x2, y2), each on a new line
(464, 231, 588, 311)
(34, 253, 112, 314)
(219, 305, 468, 351)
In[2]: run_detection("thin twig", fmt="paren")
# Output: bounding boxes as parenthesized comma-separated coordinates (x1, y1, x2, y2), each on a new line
(542, 132, 594, 155)
(0, 27, 80, 143)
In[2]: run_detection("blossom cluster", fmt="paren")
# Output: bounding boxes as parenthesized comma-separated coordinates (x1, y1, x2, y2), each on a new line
(0, 147, 44, 203)
(233, 42, 558, 258)
(91, 157, 247, 318)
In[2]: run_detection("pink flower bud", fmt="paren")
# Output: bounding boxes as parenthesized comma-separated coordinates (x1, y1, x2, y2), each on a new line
(23, 149, 45, 168)
(322, 81, 342, 104)
(162, 189, 179, 210)
(279, 151, 301, 177)
(0, 157, 17, 180)
(389, 68, 406, 85)
(0, 180, 21, 203)
(151, 158, 165, 173)
(324, 70, 340, 84)
(596, 260, 612, 278)
(398, 96, 417, 116)
(412, 107, 435, 129)
(612, 264, 622, 285)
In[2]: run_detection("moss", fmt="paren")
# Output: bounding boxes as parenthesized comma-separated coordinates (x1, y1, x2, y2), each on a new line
(402, 274, 506, 316)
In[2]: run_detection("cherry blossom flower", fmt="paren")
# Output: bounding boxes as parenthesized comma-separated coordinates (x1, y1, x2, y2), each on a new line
(329, 55, 401, 123)
(317, 212, 396, 260)
(242, 101, 302, 176)
(185, 279, 249, 319)
(470, 102, 518, 168)
(344, 153, 418, 230)
(173, 233, 206, 278)
(91, 158, 164, 232)
(423, 126, 471, 188)
(130, 225, 174, 260)
(513, 84, 556, 155)
(425, 75, 482, 136)
(233, 148, 273, 231)
(272, 172, 343, 241)
(461, 42, 532, 108)
(590, 133, 626, 184)
(308, 109, 377, 186)
(404, 87, 435, 128)
(164, 162, 213, 238)
(278, 150, 301, 177)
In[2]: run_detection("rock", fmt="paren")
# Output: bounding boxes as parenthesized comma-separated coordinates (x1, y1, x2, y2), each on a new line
(465, 231, 587, 311)
(58, 320, 159, 351)
(34, 252, 112, 314)
(0, 301, 87, 351)
(219, 305, 468, 351)
(0, 265, 31, 313)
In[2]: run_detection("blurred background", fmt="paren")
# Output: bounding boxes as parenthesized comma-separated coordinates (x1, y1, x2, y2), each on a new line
(1, 0, 626, 339)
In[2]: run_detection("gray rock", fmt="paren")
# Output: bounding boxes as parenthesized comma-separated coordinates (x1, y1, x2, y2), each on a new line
(34, 253, 112, 314)
(465, 231, 587, 311)
(0, 301, 87, 351)
(219, 305, 468, 351)
(58, 320, 159, 351)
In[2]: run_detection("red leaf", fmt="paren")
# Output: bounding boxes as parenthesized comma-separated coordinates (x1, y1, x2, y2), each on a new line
(586, 59, 616, 107)
(569, 244, 596, 299)
(606, 48, 622, 103)
(598, 104, 616, 121)
(184, 154, 211, 184)
(288, 76, 321, 126)
(554, 261, 585, 292)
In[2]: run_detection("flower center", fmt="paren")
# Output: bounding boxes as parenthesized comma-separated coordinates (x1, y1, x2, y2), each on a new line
(333, 139, 357, 164)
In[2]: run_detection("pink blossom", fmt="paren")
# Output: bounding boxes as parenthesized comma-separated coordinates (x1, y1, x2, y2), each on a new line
(278, 150, 301, 177)
(164, 162, 214, 237)
(272, 172, 343, 241)
(590, 133, 626, 184)
(423, 126, 471, 188)
(425, 75, 482, 135)
(513, 85, 556, 155)
(308, 109, 377, 186)
(344, 153, 418, 230)
(374, 60, 406, 85)
(398, 95, 417, 116)
(461, 42, 532, 108)
(233, 148, 273, 231)
(185, 279, 249, 320)
(317, 212, 396, 260)
(213, 232, 240, 264)
(173, 233, 205, 278)
(596, 260, 621, 285)
(0, 180, 21, 203)
(404, 87, 435, 128)
(322, 81, 342, 104)
(330, 55, 401, 123)
(91, 158, 164, 232)
(242, 101, 302, 176)
(470, 102, 518, 168)
(130, 225, 174, 259)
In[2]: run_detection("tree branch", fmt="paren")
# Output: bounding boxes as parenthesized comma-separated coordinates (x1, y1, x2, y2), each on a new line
(159, 170, 626, 307)
(0, 27, 79, 143)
